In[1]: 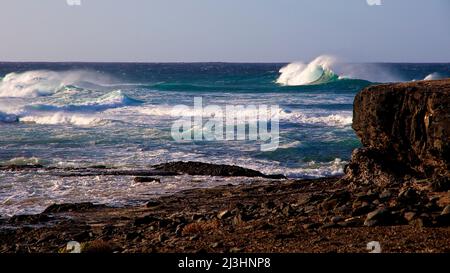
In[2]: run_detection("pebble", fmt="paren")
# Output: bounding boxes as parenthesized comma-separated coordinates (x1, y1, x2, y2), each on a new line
(217, 210, 231, 220)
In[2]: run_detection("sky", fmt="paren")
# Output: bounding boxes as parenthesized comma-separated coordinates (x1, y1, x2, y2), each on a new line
(0, 0, 449, 63)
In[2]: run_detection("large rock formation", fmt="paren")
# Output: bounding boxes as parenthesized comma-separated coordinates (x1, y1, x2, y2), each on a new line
(345, 79, 449, 187)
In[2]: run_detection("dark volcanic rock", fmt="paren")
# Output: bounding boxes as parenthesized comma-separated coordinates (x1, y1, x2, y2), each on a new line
(134, 177, 160, 183)
(8, 214, 52, 224)
(153, 161, 286, 179)
(0, 164, 44, 171)
(43, 202, 106, 213)
(345, 79, 450, 185)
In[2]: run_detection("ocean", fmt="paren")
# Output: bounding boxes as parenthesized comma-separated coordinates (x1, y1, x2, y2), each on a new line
(1, 56, 449, 215)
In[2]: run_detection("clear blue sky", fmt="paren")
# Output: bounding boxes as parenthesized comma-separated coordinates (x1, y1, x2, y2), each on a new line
(1, 0, 449, 62)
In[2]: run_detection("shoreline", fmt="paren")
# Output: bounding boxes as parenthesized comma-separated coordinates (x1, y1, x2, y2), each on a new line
(1, 164, 449, 253)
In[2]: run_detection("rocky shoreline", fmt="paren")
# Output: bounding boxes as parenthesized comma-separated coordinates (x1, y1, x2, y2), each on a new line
(0, 171, 449, 253)
(0, 79, 449, 253)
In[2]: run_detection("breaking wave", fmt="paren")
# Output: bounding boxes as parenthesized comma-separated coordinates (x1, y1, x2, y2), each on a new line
(135, 105, 352, 127)
(27, 90, 143, 112)
(19, 113, 104, 126)
(423, 72, 445, 81)
(0, 70, 112, 98)
(276, 55, 339, 86)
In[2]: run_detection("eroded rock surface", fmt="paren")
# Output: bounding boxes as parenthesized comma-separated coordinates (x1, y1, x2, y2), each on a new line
(346, 79, 450, 186)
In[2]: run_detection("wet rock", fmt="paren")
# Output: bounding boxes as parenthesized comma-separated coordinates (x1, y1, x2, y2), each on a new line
(43, 202, 106, 213)
(134, 177, 160, 183)
(146, 200, 162, 208)
(0, 164, 44, 171)
(8, 214, 51, 224)
(153, 161, 286, 179)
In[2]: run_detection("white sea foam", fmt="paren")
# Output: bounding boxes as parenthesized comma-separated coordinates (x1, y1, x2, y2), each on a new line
(1, 157, 46, 166)
(28, 90, 142, 112)
(281, 110, 353, 126)
(0, 70, 112, 98)
(19, 112, 103, 126)
(134, 105, 353, 127)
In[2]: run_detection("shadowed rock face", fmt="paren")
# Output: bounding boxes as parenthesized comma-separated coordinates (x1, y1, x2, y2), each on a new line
(346, 79, 450, 186)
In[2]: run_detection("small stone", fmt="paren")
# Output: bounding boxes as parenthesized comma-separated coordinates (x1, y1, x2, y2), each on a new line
(73, 230, 91, 241)
(397, 188, 420, 204)
(410, 218, 425, 228)
(134, 215, 159, 225)
(210, 242, 223, 248)
(175, 224, 184, 237)
(441, 205, 450, 216)
(403, 212, 416, 222)
(125, 232, 139, 241)
(364, 208, 392, 226)
(189, 234, 199, 241)
(379, 189, 393, 200)
(436, 205, 450, 226)
(158, 234, 168, 243)
(258, 222, 274, 230)
(340, 217, 363, 227)
(331, 216, 344, 223)
(217, 210, 231, 220)
(146, 200, 161, 207)
(321, 223, 338, 229)
(303, 223, 321, 230)
(321, 199, 338, 210)
(352, 203, 373, 216)
(364, 219, 378, 227)
(229, 247, 243, 253)
(282, 205, 294, 217)
(232, 213, 249, 226)
(261, 201, 275, 209)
